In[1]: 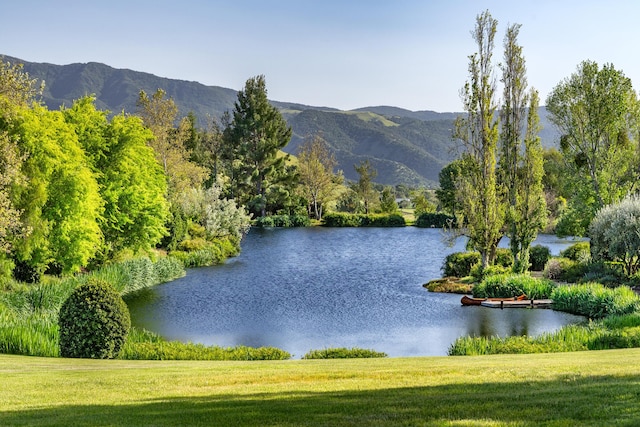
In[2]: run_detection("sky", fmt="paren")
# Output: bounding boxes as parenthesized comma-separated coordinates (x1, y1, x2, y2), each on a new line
(2, 0, 639, 113)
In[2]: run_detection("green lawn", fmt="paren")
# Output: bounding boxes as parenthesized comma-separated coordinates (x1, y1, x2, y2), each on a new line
(3, 350, 640, 426)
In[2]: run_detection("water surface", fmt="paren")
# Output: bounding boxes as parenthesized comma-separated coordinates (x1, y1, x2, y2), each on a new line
(126, 228, 584, 357)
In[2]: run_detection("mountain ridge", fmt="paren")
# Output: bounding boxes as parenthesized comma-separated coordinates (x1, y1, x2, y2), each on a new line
(2, 55, 557, 186)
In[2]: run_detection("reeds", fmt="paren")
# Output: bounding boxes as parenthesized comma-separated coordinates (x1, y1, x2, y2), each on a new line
(120, 328, 291, 360)
(551, 282, 640, 319)
(473, 274, 556, 299)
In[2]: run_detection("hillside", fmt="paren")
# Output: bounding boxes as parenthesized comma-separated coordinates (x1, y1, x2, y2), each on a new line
(2, 55, 558, 186)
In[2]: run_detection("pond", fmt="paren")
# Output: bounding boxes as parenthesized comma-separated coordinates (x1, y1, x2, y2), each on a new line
(126, 227, 585, 358)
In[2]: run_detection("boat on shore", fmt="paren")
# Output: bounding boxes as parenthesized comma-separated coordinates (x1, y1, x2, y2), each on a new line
(461, 294, 527, 306)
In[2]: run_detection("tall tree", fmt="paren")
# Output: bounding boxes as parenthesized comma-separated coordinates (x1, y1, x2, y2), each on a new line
(499, 23, 546, 272)
(435, 159, 465, 218)
(546, 60, 638, 235)
(0, 60, 32, 262)
(221, 75, 293, 217)
(352, 159, 378, 215)
(297, 134, 341, 220)
(10, 104, 103, 275)
(454, 10, 503, 268)
(137, 89, 208, 198)
(64, 97, 170, 259)
(509, 90, 547, 271)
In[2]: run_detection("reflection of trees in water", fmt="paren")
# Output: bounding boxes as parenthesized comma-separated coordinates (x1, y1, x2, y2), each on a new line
(464, 307, 532, 337)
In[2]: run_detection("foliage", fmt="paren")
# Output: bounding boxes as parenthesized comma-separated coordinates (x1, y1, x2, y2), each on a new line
(442, 251, 480, 278)
(136, 89, 208, 198)
(454, 11, 504, 268)
(560, 241, 591, 264)
(435, 159, 464, 217)
(302, 347, 387, 359)
(221, 75, 293, 217)
(85, 256, 185, 296)
(543, 257, 587, 283)
(590, 195, 640, 275)
(529, 245, 551, 271)
(499, 26, 547, 273)
(415, 212, 456, 228)
(170, 237, 239, 268)
(423, 277, 473, 294)
(120, 328, 290, 360)
(254, 215, 311, 228)
(177, 184, 251, 242)
(472, 274, 556, 299)
(546, 60, 638, 235)
(80, 107, 170, 258)
(58, 278, 131, 359)
(296, 134, 342, 220)
(551, 282, 640, 319)
(469, 263, 511, 282)
(322, 212, 405, 227)
(10, 104, 103, 275)
(351, 159, 379, 214)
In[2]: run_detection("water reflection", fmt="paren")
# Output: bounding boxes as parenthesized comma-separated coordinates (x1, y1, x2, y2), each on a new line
(126, 228, 584, 358)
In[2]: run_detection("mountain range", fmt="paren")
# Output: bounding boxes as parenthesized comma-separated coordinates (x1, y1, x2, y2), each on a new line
(2, 55, 558, 187)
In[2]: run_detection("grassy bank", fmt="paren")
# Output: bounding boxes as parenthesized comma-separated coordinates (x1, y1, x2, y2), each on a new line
(3, 350, 640, 426)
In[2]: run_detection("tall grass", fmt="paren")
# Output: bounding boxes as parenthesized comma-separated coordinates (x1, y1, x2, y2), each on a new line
(472, 274, 556, 299)
(551, 282, 640, 319)
(0, 309, 59, 357)
(83, 256, 185, 295)
(120, 328, 290, 361)
(0, 255, 186, 357)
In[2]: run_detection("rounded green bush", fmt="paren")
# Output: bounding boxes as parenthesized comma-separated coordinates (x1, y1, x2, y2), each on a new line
(58, 278, 131, 359)
(529, 245, 551, 271)
(442, 252, 480, 277)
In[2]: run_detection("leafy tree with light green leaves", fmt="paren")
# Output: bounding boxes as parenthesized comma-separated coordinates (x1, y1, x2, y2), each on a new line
(10, 104, 102, 275)
(454, 10, 504, 268)
(63, 96, 170, 259)
(379, 186, 398, 214)
(100, 114, 170, 256)
(352, 159, 379, 215)
(137, 89, 209, 199)
(546, 60, 638, 235)
(221, 75, 293, 217)
(297, 134, 342, 220)
(435, 158, 466, 218)
(0, 60, 33, 267)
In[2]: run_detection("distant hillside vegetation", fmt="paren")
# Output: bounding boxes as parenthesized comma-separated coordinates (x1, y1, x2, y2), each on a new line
(2, 55, 558, 187)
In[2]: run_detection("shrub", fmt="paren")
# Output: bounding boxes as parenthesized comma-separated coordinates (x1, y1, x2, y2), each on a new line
(469, 263, 510, 282)
(494, 248, 514, 268)
(322, 212, 363, 227)
(442, 252, 480, 278)
(322, 213, 405, 227)
(561, 241, 591, 263)
(302, 347, 387, 359)
(58, 278, 131, 359)
(543, 257, 587, 283)
(255, 214, 311, 227)
(590, 195, 640, 276)
(529, 245, 551, 271)
(415, 212, 456, 228)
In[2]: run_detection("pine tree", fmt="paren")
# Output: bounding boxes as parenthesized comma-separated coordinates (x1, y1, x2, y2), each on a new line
(221, 75, 293, 217)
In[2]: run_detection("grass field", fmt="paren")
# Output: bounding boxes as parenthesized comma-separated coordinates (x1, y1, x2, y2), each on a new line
(3, 350, 640, 426)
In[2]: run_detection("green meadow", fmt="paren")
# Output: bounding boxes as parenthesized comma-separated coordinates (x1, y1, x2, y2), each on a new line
(3, 349, 640, 426)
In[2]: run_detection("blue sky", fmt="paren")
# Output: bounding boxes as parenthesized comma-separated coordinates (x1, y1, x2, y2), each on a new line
(2, 0, 639, 112)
